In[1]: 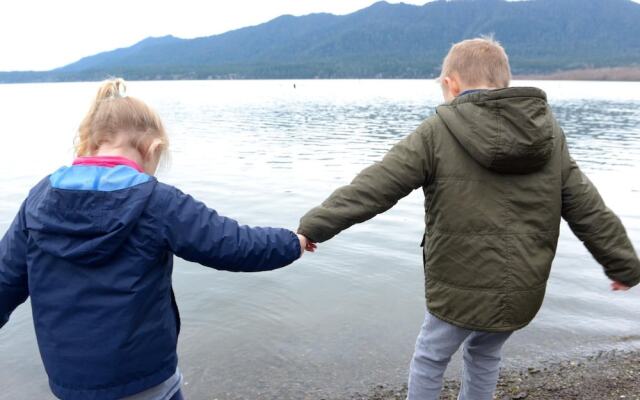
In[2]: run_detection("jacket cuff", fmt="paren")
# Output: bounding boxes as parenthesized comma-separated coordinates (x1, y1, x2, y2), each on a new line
(296, 227, 318, 244)
(288, 230, 302, 261)
(623, 272, 640, 288)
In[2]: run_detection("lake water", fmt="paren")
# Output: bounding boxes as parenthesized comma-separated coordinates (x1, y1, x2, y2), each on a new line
(0, 80, 639, 399)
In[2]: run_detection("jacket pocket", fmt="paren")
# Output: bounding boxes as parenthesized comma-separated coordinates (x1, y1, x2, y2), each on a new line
(420, 233, 427, 274)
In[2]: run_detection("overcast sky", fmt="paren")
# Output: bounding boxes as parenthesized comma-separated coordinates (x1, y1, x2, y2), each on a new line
(0, 0, 428, 71)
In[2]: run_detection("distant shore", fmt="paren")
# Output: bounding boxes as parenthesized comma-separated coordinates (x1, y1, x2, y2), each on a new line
(345, 350, 640, 400)
(516, 67, 640, 82)
(2, 66, 640, 84)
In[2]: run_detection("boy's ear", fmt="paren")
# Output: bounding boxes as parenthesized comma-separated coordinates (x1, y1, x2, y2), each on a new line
(444, 75, 461, 97)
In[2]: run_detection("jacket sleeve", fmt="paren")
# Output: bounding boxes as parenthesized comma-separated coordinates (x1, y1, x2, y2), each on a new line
(160, 186, 301, 272)
(0, 202, 29, 329)
(298, 125, 432, 243)
(560, 134, 640, 287)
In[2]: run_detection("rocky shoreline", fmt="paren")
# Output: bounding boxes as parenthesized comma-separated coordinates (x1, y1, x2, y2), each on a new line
(345, 350, 640, 400)
(516, 67, 640, 81)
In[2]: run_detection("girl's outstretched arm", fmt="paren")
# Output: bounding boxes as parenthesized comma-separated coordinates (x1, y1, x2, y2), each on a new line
(159, 185, 302, 272)
(0, 202, 29, 329)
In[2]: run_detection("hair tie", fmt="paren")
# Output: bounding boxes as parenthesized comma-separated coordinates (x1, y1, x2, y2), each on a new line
(109, 81, 128, 99)
(116, 82, 128, 98)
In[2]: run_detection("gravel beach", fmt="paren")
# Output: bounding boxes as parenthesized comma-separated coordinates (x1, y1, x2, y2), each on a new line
(344, 350, 640, 400)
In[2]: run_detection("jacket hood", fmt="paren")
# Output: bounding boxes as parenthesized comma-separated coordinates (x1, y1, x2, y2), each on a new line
(436, 87, 555, 174)
(25, 166, 157, 265)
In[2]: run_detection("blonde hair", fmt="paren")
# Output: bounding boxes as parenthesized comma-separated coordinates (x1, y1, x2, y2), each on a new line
(440, 37, 511, 88)
(75, 79, 169, 162)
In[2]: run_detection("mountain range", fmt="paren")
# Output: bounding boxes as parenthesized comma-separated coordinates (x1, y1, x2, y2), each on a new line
(2, 0, 640, 83)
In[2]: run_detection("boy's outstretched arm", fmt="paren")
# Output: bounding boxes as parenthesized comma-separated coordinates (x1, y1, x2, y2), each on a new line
(160, 186, 303, 272)
(0, 202, 29, 329)
(560, 133, 640, 288)
(299, 126, 432, 243)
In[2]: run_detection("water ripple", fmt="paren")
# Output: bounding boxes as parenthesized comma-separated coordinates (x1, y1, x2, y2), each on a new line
(1, 80, 639, 400)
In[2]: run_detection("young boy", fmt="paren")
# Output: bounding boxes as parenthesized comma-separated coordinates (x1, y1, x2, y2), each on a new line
(297, 38, 640, 400)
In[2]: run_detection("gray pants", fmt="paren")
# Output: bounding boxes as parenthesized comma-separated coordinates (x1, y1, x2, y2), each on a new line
(407, 312, 512, 400)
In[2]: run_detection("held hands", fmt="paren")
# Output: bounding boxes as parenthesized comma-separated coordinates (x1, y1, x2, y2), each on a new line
(296, 234, 317, 257)
(611, 281, 630, 291)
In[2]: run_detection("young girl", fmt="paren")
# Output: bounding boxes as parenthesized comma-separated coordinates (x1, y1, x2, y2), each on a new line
(0, 79, 308, 400)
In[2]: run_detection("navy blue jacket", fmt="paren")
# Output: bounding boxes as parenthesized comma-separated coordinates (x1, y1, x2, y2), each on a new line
(0, 165, 301, 400)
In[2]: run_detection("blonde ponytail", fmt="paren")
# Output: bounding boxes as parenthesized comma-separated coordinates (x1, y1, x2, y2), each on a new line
(75, 78, 169, 161)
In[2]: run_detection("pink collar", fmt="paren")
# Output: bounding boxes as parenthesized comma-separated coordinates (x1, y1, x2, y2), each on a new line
(73, 156, 145, 173)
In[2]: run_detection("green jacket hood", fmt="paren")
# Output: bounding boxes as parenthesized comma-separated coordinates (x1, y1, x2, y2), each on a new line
(436, 87, 555, 174)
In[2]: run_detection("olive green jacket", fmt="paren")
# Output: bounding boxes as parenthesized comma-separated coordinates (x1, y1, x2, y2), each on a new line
(298, 87, 640, 332)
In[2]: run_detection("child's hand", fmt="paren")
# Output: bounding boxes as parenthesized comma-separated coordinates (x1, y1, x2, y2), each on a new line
(611, 281, 630, 291)
(297, 234, 317, 256)
(305, 239, 317, 252)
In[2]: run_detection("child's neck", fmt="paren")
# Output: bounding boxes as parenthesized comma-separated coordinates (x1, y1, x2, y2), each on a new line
(94, 145, 144, 168)
(458, 86, 497, 95)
